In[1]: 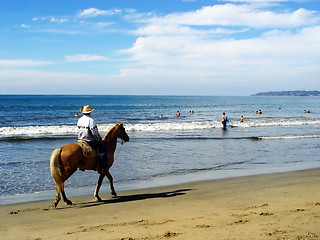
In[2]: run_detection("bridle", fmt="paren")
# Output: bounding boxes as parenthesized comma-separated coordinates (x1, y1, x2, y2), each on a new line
(114, 123, 128, 160)
(114, 139, 124, 160)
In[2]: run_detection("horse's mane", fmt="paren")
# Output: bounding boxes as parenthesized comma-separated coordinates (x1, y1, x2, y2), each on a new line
(102, 123, 119, 143)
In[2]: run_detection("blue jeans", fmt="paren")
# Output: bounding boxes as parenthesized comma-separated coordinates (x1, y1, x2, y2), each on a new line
(88, 140, 108, 169)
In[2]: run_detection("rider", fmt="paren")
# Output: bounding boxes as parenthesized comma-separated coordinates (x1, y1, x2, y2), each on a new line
(77, 105, 107, 172)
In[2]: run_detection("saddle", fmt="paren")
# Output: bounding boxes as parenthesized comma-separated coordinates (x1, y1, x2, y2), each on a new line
(77, 140, 99, 170)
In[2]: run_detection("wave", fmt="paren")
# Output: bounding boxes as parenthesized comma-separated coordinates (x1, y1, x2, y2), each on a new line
(0, 118, 319, 140)
(256, 135, 320, 140)
(138, 135, 320, 141)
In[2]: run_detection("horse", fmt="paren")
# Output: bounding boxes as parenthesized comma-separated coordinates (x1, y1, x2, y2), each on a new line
(50, 121, 129, 208)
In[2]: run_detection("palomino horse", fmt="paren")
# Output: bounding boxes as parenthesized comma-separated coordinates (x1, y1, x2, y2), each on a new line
(50, 122, 129, 207)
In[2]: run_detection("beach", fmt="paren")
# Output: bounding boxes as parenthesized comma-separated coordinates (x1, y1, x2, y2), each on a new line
(1, 168, 319, 240)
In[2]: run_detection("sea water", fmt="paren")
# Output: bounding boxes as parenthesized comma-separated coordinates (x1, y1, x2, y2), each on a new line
(0, 95, 319, 204)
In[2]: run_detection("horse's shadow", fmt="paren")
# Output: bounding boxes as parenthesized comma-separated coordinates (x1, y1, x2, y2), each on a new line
(67, 188, 193, 209)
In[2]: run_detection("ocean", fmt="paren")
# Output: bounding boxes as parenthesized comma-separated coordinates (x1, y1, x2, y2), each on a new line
(0, 95, 319, 205)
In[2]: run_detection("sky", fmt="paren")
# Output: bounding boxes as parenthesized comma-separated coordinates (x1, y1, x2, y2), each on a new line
(0, 0, 319, 96)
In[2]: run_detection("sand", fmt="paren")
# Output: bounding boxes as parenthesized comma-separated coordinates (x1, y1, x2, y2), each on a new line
(0, 168, 319, 240)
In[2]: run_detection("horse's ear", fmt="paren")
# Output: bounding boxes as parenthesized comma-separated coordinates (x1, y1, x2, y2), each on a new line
(116, 121, 119, 124)
(120, 121, 124, 125)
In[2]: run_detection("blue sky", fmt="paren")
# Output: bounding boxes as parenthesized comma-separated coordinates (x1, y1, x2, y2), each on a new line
(1, 0, 319, 95)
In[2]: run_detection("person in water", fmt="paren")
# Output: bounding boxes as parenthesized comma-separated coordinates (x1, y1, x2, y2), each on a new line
(240, 115, 244, 122)
(77, 105, 108, 172)
(176, 110, 181, 117)
(222, 112, 227, 129)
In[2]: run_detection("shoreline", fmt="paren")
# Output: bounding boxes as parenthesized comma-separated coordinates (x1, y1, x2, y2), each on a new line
(1, 168, 319, 239)
(1, 166, 318, 206)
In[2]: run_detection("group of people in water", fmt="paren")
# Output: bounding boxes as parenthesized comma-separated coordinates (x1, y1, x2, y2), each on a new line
(159, 110, 195, 119)
(76, 106, 312, 134)
(159, 109, 245, 128)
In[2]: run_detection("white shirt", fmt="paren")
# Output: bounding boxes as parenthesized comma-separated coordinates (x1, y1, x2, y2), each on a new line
(77, 114, 101, 142)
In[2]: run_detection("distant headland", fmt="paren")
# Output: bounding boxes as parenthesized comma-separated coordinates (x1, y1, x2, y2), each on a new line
(251, 90, 320, 97)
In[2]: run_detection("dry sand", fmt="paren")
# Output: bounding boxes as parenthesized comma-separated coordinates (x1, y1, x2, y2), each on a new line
(0, 169, 319, 240)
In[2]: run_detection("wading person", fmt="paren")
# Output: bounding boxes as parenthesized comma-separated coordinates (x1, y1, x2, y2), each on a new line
(222, 112, 227, 129)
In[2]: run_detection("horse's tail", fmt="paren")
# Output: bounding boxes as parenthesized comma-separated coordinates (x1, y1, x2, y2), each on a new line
(50, 148, 65, 184)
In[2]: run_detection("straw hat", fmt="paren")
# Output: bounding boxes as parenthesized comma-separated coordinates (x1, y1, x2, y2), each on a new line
(80, 105, 94, 114)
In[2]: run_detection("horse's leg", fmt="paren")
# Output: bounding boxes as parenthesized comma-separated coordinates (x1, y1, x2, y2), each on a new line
(94, 173, 105, 202)
(54, 185, 61, 208)
(106, 170, 117, 197)
(53, 181, 72, 207)
(60, 182, 72, 205)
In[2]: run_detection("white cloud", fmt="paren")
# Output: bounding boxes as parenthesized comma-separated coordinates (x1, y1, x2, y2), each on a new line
(118, 22, 320, 94)
(65, 54, 108, 62)
(50, 17, 68, 23)
(147, 4, 320, 28)
(96, 21, 114, 28)
(112, 3, 320, 94)
(219, 0, 289, 2)
(20, 24, 31, 28)
(78, 8, 122, 18)
(135, 23, 248, 36)
(0, 59, 54, 68)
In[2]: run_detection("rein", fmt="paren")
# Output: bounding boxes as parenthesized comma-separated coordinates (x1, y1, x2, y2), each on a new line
(114, 139, 124, 160)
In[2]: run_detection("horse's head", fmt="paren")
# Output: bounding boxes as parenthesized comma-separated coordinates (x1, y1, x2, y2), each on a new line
(117, 121, 130, 142)
(103, 121, 130, 144)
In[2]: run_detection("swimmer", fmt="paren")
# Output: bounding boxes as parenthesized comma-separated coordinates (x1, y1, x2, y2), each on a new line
(176, 110, 181, 117)
(240, 115, 244, 122)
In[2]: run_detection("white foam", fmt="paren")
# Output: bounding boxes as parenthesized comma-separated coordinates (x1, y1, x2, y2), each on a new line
(123, 121, 220, 132)
(259, 135, 320, 140)
(1, 118, 319, 138)
(0, 125, 78, 137)
(232, 118, 320, 128)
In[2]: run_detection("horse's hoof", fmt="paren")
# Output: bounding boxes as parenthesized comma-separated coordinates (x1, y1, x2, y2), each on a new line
(65, 200, 73, 205)
(95, 196, 102, 202)
(111, 191, 117, 197)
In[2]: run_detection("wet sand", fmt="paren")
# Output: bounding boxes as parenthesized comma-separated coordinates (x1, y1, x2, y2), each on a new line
(0, 168, 319, 240)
